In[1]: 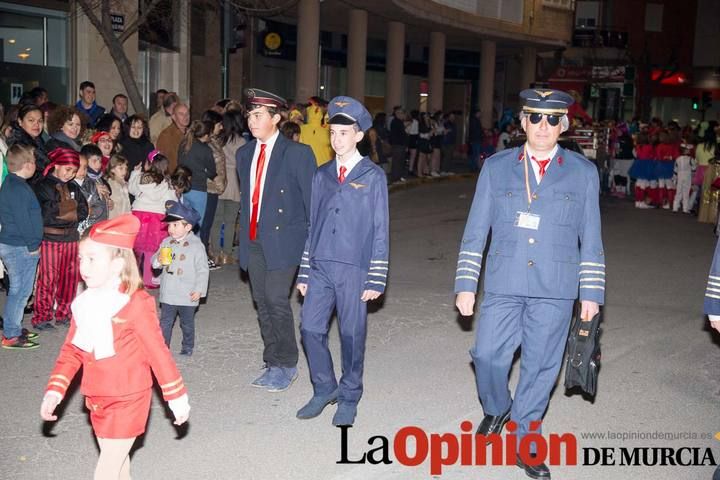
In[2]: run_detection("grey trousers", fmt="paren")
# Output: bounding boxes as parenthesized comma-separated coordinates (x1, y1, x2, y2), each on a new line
(211, 199, 240, 257)
(247, 241, 299, 367)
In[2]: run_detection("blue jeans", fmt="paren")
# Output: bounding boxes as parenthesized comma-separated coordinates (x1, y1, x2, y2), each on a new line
(183, 190, 208, 230)
(159, 303, 197, 352)
(0, 244, 40, 338)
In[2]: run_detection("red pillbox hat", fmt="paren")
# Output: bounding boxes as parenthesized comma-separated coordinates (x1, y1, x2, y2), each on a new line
(88, 214, 140, 250)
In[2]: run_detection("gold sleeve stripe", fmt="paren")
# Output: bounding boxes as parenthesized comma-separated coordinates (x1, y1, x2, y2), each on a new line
(706, 293, 720, 299)
(458, 259, 482, 268)
(455, 275, 479, 282)
(457, 267, 480, 275)
(459, 251, 483, 257)
(160, 378, 184, 389)
(580, 278, 606, 283)
(47, 381, 68, 390)
(50, 374, 71, 383)
(580, 285, 605, 290)
(709, 275, 720, 281)
(164, 384, 186, 396)
(580, 270, 605, 275)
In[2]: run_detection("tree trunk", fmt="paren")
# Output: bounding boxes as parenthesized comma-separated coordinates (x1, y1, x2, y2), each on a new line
(75, 0, 149, 118)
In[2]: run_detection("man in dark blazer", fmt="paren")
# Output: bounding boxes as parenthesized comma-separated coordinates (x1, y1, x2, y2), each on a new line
(236, 88, 316, 392)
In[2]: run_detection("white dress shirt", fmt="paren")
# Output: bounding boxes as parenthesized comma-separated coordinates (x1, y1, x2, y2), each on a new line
(250, 129, 280, 219)
(525, 144, 559, 184)
(336, 149, 363, 179)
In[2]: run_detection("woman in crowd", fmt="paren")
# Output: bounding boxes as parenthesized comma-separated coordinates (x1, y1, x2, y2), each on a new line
(212, 109, 245, 265)
(95, 114, 123, 143)
(200, 110, 227, 269)
(45, 105, 84, 152)
(695, 128, 717, 217)
(406, 110, 419, 176)
(177, 120, 217, 231)
(119, 115, 155, 173)
(7, 104, 48, 184)
(416, 112, 432, 177)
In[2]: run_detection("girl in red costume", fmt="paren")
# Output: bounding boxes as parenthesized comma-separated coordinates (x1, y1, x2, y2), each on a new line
(40, 214, 190, 480)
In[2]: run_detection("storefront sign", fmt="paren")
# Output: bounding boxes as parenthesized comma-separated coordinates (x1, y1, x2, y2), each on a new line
(263, 32, 282, 56)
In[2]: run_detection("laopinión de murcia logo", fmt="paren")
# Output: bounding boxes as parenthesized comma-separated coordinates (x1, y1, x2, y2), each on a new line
(336, 422, 719, 475)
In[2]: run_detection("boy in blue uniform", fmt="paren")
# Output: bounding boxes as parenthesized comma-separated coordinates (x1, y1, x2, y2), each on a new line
(455, 89, 605, 479)
(295, 96, 389, 426)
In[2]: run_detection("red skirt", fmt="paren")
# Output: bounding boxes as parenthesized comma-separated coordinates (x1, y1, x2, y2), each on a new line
(132, 210, 167, 254)
(86, 389, 152, 439)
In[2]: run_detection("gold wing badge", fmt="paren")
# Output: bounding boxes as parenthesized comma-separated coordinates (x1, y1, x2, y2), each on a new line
(534, 90, 553, 98)
(334, 101, 350, 107)
(349, 182, 366, 189)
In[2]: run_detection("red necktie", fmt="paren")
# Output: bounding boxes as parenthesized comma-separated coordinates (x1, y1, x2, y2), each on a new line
(338, 165, 347, 184)
(249, 144, 267, 241)
(532, 157, 550, 179)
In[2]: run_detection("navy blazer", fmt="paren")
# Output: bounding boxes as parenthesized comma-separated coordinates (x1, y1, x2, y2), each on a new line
(297, 157, 390, 293)
(705, 238, 720, 315)
(455, 145, 606, 304)
(236, 133, 316, 271)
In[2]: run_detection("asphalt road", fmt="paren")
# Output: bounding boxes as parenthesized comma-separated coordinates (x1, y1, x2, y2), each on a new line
(2, 177, 720, 480)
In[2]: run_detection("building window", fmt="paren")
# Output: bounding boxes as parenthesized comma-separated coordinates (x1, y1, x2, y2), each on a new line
(0, 2, 69, 105)
(645, 3, 663, 32)
(542, 0, 575, 10)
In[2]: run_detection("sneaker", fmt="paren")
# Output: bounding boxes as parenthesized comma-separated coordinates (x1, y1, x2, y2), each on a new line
(251, 366, 275, 388)
(430, 171, 441, 178)
(208, 259, 220, 271)
(266, 366, 298, 392)
(22, 328, 38, 340)
(34, 321, 56, 331)
(179, 349, 193, 356)
(2, 335, 39, 350)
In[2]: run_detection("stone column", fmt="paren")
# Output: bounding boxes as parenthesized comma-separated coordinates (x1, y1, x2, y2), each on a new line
(521, 46, 537, 90)
(384, 21, 405, 113)
(296, 0, 319, 101)
(479, 39, 496, 128)
(428, 31, 446, 113)
(347, 9, 368, 100)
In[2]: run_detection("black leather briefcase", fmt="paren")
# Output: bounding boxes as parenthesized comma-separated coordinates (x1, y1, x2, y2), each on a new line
(564, 307, 602, 397)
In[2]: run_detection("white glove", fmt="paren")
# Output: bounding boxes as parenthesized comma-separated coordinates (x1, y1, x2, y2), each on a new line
(168, 394, 190, 424)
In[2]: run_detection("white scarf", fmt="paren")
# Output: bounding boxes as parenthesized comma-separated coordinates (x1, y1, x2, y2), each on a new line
(71, 279, 130, 360)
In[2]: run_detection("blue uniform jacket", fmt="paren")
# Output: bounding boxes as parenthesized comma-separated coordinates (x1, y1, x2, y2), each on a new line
(236, 133, 316, 271)
(455, 145, 606, 304)
(704, 238, 720, 315)
(297, 157, 389, 293)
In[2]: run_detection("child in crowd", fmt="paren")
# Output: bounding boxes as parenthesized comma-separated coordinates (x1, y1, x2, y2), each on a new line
(628, 132, 656, 209)
(129, 149, 176, 288)
(152, 201, 209, 356)
(75, 149, 109, 235)
(40, 214, 190, 480)
(673, 143, 697, 214)
(32, 147, 88, 329)
(91, 130, 114, 171)
(296, 96, 389, 426)
(655, 130, 680, 209)
(0, 145, 43, 349)
(281, 121, 301, 142)
(105, 155, 131, 219)
(170, 165, 192, 202)
(84, 143, 113, 198)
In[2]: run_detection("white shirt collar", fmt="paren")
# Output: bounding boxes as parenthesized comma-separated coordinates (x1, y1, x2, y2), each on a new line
(337, 149, 364, 178)
(258, 129, 280, 150)
(524, 143, 559, 184)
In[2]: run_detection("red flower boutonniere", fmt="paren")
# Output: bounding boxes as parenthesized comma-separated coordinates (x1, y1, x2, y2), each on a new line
(558, 156, 564, 166)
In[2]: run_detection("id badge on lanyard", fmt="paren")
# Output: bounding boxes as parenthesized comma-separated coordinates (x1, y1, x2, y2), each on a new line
(516, 145, 541, 231)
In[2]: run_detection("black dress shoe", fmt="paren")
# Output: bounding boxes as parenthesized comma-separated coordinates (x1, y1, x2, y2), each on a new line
(517, 457, 551, 479)
(476, 407, 511, 436)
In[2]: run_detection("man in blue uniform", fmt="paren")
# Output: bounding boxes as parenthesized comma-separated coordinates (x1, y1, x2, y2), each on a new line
(295, 96, 390, 426)
(455, 89, 605, 479)
(705, 240, 720, 480)
(236, 89, 316, 392)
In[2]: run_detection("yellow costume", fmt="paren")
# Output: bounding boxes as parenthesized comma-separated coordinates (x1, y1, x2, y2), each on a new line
(299, 105, 332, 166)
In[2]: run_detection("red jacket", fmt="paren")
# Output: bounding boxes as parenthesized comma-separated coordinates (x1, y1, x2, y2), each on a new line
(655, 143, 679, 162)
(46, 289, 186, 400)
(635, 144, 655, 160)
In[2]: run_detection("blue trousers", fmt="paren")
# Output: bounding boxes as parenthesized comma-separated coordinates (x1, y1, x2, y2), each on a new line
(183, 190, 208, 230)
(0, 244, 39, 338)
(300, 261, 368, 405)
(470, 293, 573, 441)
(159, 303, 197, 352)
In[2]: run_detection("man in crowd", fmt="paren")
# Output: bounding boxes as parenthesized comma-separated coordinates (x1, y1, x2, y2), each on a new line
(455, 88, 605, 479)
(389, 106, 407, 184)
(110, 94, 129, 124)
(150, 92, 178, 144)
(156, 103, 190, 172)
(75, 81, 105, 128)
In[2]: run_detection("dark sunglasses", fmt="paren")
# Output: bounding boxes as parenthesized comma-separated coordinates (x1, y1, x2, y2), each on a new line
(528, 112, 561, 126)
